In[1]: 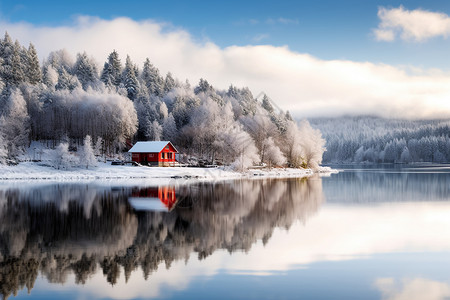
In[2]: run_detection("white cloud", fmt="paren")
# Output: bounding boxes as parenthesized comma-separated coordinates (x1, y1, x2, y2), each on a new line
(252, 33, 270, 42)
(2, 16, 450, 119)
(374, 6, 450, 42)
(266, 17, 299, 25)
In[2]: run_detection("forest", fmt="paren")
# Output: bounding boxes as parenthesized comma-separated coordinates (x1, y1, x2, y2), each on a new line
(311, 116, 450, 164)
(0, 33, 325, 170)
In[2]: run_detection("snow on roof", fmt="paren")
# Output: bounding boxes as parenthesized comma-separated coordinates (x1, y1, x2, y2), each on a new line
(128, 141, 178, 153)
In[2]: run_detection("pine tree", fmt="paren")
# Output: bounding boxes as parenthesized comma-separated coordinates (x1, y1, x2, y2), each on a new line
(0, 34, 26, 86)
(121, 55, 139, 100)
(162, 113, 177, 141)
(261, 94, 274, 114)
(56, 68, 79, 90)
(100, 50, 122, 87)
(141, 58, 164, 96)
(0, 32, 12, 58)
(94, 136, 104, 156)
(74, 52, 97, 89)
(194, 78, 214, 94)
(163, 72, 176, 94)
(285, 111, 293, 121)
(26, 43, 42, 84)
(11, 40, 26, 84)
(227, 84, 239, 99)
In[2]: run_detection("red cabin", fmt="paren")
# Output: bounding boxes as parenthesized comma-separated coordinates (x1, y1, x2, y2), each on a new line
(128, 141, 178, 166)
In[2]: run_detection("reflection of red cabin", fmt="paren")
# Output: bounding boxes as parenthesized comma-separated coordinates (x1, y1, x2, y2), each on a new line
(128, 141, 178, 166)
(129, 186, 178, 212)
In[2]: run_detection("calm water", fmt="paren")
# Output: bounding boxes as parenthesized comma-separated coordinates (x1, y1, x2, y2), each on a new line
(1, 165, 450, 299)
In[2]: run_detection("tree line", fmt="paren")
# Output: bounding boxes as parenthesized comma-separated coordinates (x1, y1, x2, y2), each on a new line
(0, 32, 325, 170)
(311, 116, 450, 164)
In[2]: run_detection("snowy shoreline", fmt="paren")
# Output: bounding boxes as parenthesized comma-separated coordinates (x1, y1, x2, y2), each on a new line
(0, 162, 337, 184)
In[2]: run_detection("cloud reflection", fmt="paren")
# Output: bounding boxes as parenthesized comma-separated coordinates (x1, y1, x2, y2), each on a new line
(375, 277, 450, 300)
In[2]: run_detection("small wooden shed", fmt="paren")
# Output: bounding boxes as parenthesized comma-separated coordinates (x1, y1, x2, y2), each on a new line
(128, 141, 178, 166)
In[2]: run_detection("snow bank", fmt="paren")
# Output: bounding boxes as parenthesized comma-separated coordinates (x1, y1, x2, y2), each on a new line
(0, 162, 337, 183)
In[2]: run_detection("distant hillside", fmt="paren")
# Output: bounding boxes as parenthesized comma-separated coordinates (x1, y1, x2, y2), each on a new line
(310, 116, 450, 164)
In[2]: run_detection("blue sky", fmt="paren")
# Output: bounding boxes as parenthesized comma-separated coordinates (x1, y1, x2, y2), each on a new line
(2, 0, 450, 68)
(1, 0, 450, 118)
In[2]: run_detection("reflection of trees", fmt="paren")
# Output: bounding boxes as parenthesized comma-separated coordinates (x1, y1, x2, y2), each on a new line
(0, 178, 324, 299)
(324, 169, 450, 203)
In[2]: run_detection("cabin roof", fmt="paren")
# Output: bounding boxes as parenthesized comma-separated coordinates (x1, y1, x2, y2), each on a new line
(128, 141, 178, 153)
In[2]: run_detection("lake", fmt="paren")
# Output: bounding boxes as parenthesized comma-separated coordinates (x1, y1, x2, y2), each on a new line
(1, 165, 450, 299)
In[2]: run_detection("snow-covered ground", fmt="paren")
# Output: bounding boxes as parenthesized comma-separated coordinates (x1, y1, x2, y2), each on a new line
(0, 161, 336, 184)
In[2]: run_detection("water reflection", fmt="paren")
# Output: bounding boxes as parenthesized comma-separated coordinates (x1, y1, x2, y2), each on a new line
(129, 186, 178, 211)
(0, 177, 324, 299)
(324, 165, 450, 202)
(375, 277, 450, 300)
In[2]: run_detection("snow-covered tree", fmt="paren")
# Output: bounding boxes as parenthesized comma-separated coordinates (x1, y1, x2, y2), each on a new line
(56, 68, 80, 91)
(79, 135, 98, 169)
(94, 137, 104, 156)
(400, 146, 411, 163)
(163, 72, 176, 94)
(0, 122, 8, 164)
(100, 50, 122, 87)
(283, 121, 304, 168)
(141, 58, 164, 96)
(121, 55, 139, 100)
(45, 49, 74, 73)
(52, 142, 78, 170)
(146, 120, 162, 141)
(434, 149, 446, 163)
(0, 35, 26, 86)
(25, 43, 41, 84)
(298, 120, 326, 170)
(240, 107, 278, 164)
(158, 102, 168, 120)
(230, 130, 259, 171)
(162, 113, 177, 141)
(354, 146, 365, 163)
(263, 137, 286, 167)
(194, 78, 214, 95)
(74, 52, 98, 89)
(1, 89, 30, 158)
(171, 88, 200, 128)
(285, 111, 293, 121)
(43, 65, 58, 89)
(261, 94, 274, 114)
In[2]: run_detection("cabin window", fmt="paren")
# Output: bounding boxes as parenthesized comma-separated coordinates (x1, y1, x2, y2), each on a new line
(168, 153, 172, 159)
(161, 153, 163, 159)
(165, 145, 169, 150)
